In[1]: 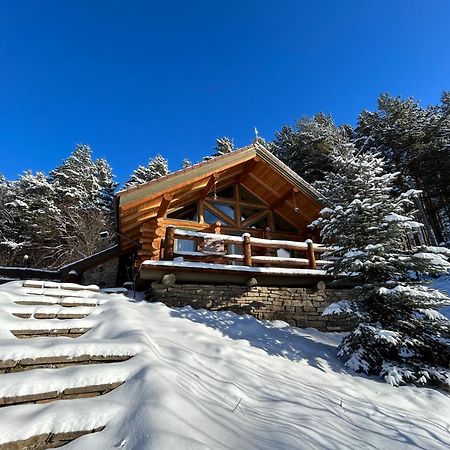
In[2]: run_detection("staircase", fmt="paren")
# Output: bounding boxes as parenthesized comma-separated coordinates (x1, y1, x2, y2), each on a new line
(0, 280, 137, 449)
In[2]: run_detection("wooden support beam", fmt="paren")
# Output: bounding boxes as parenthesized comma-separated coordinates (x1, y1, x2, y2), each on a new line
(306, 239, 316, 270)
(269, 187, 299, 210)
(200, 173, 220, 199)
(163, 226, 175, 261)
(247, 172, 312, 223)
(236, 157, 260, 184)
(156, 193, 173, 218)
(243, 233, 252, 266)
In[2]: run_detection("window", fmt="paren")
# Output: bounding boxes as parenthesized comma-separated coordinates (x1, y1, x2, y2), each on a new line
(240, 206, 264, 222)
(167, 203, 198, 221)
(207, 185, 235, 199)
(273, 212, 297, 233)
(175, 239, 196, 253)
(204, 208, 223, 224)
(239, 186, 264, 204)
(211, 202, 235, 221)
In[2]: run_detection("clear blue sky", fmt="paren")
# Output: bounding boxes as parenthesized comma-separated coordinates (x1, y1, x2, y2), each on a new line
(1, 0, 449, 184)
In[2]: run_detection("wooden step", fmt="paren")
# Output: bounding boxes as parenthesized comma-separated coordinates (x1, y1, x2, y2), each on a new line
(0, 354, 134, 374)
(23, 280, 100, 292)
(15, 300, 99, 307)
(10, 328, 90, 339)
(12, 312, 90, 319)
(0, 381, 123, 407)
(0, 427, 104, 450)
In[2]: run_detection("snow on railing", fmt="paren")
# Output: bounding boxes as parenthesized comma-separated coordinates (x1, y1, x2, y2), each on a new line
(162, 226, 330, 270)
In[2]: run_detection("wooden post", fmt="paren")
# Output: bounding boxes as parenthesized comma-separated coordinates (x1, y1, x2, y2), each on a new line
(198, 200, 205, 224)
(306, 239, 316, 270)
(214, 220, 222, 234)
(243, 233, 252, 267)
(163, 225, 175, 261)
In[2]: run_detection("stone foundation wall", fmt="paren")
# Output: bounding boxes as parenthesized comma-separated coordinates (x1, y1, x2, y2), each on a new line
(150, 283, 353, 331)
(81, 258, 119, 288)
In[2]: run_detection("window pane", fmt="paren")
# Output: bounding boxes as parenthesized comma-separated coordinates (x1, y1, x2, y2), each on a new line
(175, 239, 196, 252)
(239, 186, 264, 204)
(240, 206, 264, 222)
(249, 215, 269, 230)
(208, 185, 235, 199)
(273, 212, 297, 232)
(205, 208, 223, 224)
(168, 203, 198, 221)
(211, 202, 235, 221)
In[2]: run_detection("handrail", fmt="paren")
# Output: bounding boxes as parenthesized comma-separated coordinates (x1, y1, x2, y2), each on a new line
(163, 226, 329, 270)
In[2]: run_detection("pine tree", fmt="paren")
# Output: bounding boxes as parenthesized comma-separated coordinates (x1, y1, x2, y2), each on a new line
(181, 158, 192, 169)
(353, 93, 450, 244)
(48, 144, 118, 266)
(50, 144, 100, 207)
(273, 113, 349, 183)
(4, 171, 61, 267)
(123, 154, 169, 190)
(0, 174, 21, 265)
(95, 158, 118, 212)
(214, 137, 235, 156)
(313, 142, 450, 386)
(202, 136, 235, 161)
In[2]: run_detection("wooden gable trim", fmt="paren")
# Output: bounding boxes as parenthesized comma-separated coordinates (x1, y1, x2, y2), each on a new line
(118, 148, 257, 209)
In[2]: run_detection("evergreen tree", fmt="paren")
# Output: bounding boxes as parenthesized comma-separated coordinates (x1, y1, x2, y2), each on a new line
(214, 137, 235, 156)
(4, 171, 60, 267)
(202, 136, 235, 161)
(49, 144, 117, 266)
(95, 158, 118, 212)
(273, 113, 349, 184)
(181, 158, 192, 169)
(0, 174, 21, 265)
(353, 93, 450, 244)
(313, 143, 450, 386)
(49, 144, 100, 207)
(123, 154, 169, 190)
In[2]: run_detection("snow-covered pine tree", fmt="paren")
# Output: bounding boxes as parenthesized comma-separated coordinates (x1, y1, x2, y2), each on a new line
(353, 93, 450, 245)
(313, 142, 450, 387)
(273, 113, 349, 183)
(49, 144, 100, 207)
(202, 136, 235, 161)
(4, 171, 61, 267)
(95, 158, 118, 213)
(214, 137, 235, 156)
(123, 154, 169, 190)
(0, 174, 22, 265)
(49, 144, 118, 265)
(181, 158, 192, 169)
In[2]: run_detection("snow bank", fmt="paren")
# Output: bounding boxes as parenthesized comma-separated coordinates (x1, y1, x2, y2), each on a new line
(0, 281, 449, 449)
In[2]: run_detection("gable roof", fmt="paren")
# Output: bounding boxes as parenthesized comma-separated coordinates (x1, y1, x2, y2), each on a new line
(117, 142, 323, 245)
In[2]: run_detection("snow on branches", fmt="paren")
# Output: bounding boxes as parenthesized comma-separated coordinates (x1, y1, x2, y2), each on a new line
(314, 141, 450, 387)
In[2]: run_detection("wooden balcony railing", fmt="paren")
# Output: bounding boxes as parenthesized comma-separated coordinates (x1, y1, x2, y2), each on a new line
(162, 226, 330, 270)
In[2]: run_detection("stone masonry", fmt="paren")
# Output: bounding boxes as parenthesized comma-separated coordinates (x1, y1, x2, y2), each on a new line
(149, 283, 353, 332)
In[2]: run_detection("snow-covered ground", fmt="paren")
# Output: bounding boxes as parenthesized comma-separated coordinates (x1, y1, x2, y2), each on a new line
(0, 280, 449, 449)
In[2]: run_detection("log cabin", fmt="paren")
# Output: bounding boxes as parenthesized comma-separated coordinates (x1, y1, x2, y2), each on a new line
(116, 141, 332, 287)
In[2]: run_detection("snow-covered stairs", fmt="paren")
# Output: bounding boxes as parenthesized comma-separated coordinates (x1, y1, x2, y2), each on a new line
(0, 281, 138, 449)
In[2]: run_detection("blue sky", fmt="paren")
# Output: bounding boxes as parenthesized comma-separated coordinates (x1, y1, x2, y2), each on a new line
(1, 0, 449, 185)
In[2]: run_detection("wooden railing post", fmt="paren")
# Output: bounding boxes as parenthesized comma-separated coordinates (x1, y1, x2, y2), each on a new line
(214, 220, 222, 234)
(306, 239, 316, 270)
(163, 225, 175, 261)
(243, 233, 252, 266)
